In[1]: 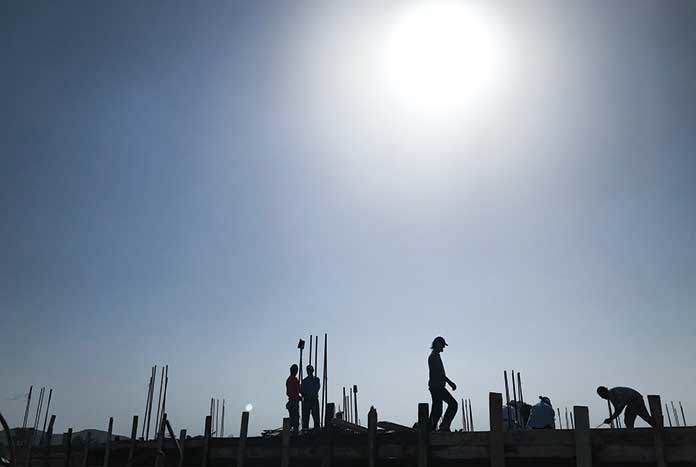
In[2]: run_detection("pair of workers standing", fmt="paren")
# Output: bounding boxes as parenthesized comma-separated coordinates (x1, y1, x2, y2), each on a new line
(285, 364, 320, 433)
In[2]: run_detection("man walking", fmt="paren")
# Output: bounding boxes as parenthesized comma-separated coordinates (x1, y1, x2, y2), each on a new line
(597, 386, 655, 428)
(428, 336, 458, 431)
(286, 364, 301, 433)
(301, 364, 321, 430)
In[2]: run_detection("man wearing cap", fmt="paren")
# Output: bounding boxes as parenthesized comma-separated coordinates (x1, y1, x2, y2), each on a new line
(428, 336, 458, 431)
(597, 386, 655, 428)
(527, 396, 556, 429)
(301, 364, 321, 430)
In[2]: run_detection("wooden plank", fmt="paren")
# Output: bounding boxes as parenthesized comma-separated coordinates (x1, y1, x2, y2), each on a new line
(127, 415, 138, 467)
(281, 418, 290, 467)
(331, 418, 368, 433)
(64, 429, 73, 467)
(321, 403, 335, 467)
(377, 421, 416, 433)
(81, 432, 91, 467)
(367, 407, 377, 467)
(573, 406, 591, 467)
(238, 411, 249, 467)
(103, 417, 113, 467)
(201, 415, 212, 467)
(648, 395, 666, 467)
(489, 392, 505, 467)
(417, 403, 429, 467)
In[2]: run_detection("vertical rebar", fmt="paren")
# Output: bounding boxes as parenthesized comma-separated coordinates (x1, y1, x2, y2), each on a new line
(503, 371, 512, 429)
(42, 389, 53, 433)
(309, 334, 313, 370)
(145, 366, 156, 440)
(565, 407, 569, 430)
(321, 334, 327, 427)
(33, 387, 45, 430)
(679, 401, 686, 426)
(353, 385, 359, 425)
(314, 336, 318, 370)
(665, 404, 672, 427)
(511, 371, 518, 428)
(154, 367, 165, 438)
(160, 365, 169, 432)
(23, 386, 33, 429)
(557, 407, 562, 429)
(671, 401, 680, 427)
(517, 372, 524, 426)
(221, 399, 225, 437)
(468, 398, 474, 431)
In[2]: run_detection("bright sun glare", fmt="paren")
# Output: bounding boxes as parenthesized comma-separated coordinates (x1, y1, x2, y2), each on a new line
(384, 2, 504, 110)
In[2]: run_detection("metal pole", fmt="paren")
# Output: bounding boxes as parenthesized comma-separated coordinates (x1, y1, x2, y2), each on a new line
(23, 385, 33, 428)
(679, 401, 686, 426)
(146, 366, 156, 440)
(353, 385, 359, 425)
(154, 366, 165, 438)
(160, 365, 169, 431)
(321, 334, 327, 427)
(33, 387, 45, 430)
(309, 334, 313, 370)
(461, 399, 467, 431)
(468, 398, 474, 431)
(671, 401, 680, 427)
(221, 399, 225, 437)
(665, 404, 672, 427)
(570, 412, 574, 429)
(42, 389, 53, 433)
(342, 387, 347, 420)
(503, 371, 512, 429)
(557, 408, 563, 429)
(565, 407, 569, 430)
(315, 336, 318, 370)
(517, 372, 524, 426)
(511, 371, 518, 428)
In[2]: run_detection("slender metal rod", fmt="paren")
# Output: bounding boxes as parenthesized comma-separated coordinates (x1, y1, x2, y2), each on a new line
(42, 389, 53, 433)
(309, 334, 313, 370)
(23, 385, 33, 428)
(511, 371, 518, 427)
(154, 366, 165, 438)
(342, 387, 347, 420)
(666, 404, 673, 427)
(221, 399, 225, 437)
(557, 407, 562, 429)
(468, 398, 473, 431)
(679, 401, 686, 426)
(565, 407, 569, 430)
(503, 371, 512, 429)
(461, 399, 466, 431)
(353, 385, 359, 425)
(33, 387, 45, 430)
(517, 371, 524, 426)
(671, 401, 680, 427)
(321, 334, 327, 427)
(160, 365, 169, 432)
(146, 365, 156, 440)
(314, 336, 318, 370)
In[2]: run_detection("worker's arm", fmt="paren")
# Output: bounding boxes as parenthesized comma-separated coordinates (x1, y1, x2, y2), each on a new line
(445, 377, 456, 391)
(604, 403, 625, 424)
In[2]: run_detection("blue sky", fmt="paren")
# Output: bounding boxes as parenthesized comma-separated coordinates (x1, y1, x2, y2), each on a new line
(2, 0, 695, 435)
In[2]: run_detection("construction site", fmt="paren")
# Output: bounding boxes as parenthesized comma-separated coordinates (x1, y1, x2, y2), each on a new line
(2, 334, 695, 467)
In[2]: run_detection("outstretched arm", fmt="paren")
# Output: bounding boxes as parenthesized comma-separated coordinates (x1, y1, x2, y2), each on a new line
(604, 404, 625, 423)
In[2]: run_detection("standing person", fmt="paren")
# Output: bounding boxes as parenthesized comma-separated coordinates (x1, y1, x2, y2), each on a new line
(597, 386, 655, 428)
(285, 364, 301, 433)
(301, 365, 321, 430)
(428, 336, 458, 432)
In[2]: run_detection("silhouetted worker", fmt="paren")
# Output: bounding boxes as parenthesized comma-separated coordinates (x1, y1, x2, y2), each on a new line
(527, 396, 555, 429)
(301, 364, 321, 430)
(597, 386, 655, 428)
(428, 336, 458, 431)
(286, 364, 301, 433)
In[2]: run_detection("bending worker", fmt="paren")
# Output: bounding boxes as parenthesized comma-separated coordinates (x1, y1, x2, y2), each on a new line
(301, 364, 321, 430)
(428, 336, 458, 432)
(597, 386, 655, 428)
(527, 396, 555, 429)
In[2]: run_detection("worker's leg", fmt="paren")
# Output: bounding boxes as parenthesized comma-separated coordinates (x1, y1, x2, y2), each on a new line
(624, 406, 637, 428)
(301, 401, 310, 430)
(635, 400, 655, 427)
(429, 388, 444, 431)
(311, 399, 320, 429)
(288, 401, 300, 432)
(440, 388, 458, 431)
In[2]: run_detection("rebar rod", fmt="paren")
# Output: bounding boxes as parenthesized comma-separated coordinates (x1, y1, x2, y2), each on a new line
(42, 389, 53, 433)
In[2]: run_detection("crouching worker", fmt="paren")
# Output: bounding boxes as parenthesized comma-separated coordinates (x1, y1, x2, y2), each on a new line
(285, 364, 301, 433)
(597, 386, 655, 428)
(527, 396, 555, 429)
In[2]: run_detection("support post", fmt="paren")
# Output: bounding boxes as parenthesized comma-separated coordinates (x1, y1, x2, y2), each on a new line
(128, 416, 138, 467)
(321, 403, 335, 467)
(179, 429, 187, 462)
(573, 406, 591, 467)
(489, 393, 505, 467)
(81, 432, 91, 467)
(237, 412, 249, 467)
(679, 401, 686, 426)
(367, 407, 377, 467)
(201, 416, 212, 467)
(417, 403, 429, 467)
(103, 418, 113, 467)
(42, 389, 53, 435)
(468, 399, 474, 431)
(44, 415, 56, 467)
(648, 395, 666, 467)
(281, 418, 290, 467)
(64, 429, 73, 467)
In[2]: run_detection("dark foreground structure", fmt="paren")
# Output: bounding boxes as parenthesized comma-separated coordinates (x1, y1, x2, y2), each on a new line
(9, 394, 696, 467)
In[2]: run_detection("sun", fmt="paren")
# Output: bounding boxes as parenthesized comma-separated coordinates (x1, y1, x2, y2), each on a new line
(383, 2, 504, 110)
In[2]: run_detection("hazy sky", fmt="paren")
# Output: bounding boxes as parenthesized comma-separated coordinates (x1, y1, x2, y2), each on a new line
(2, 0, 695, 436)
